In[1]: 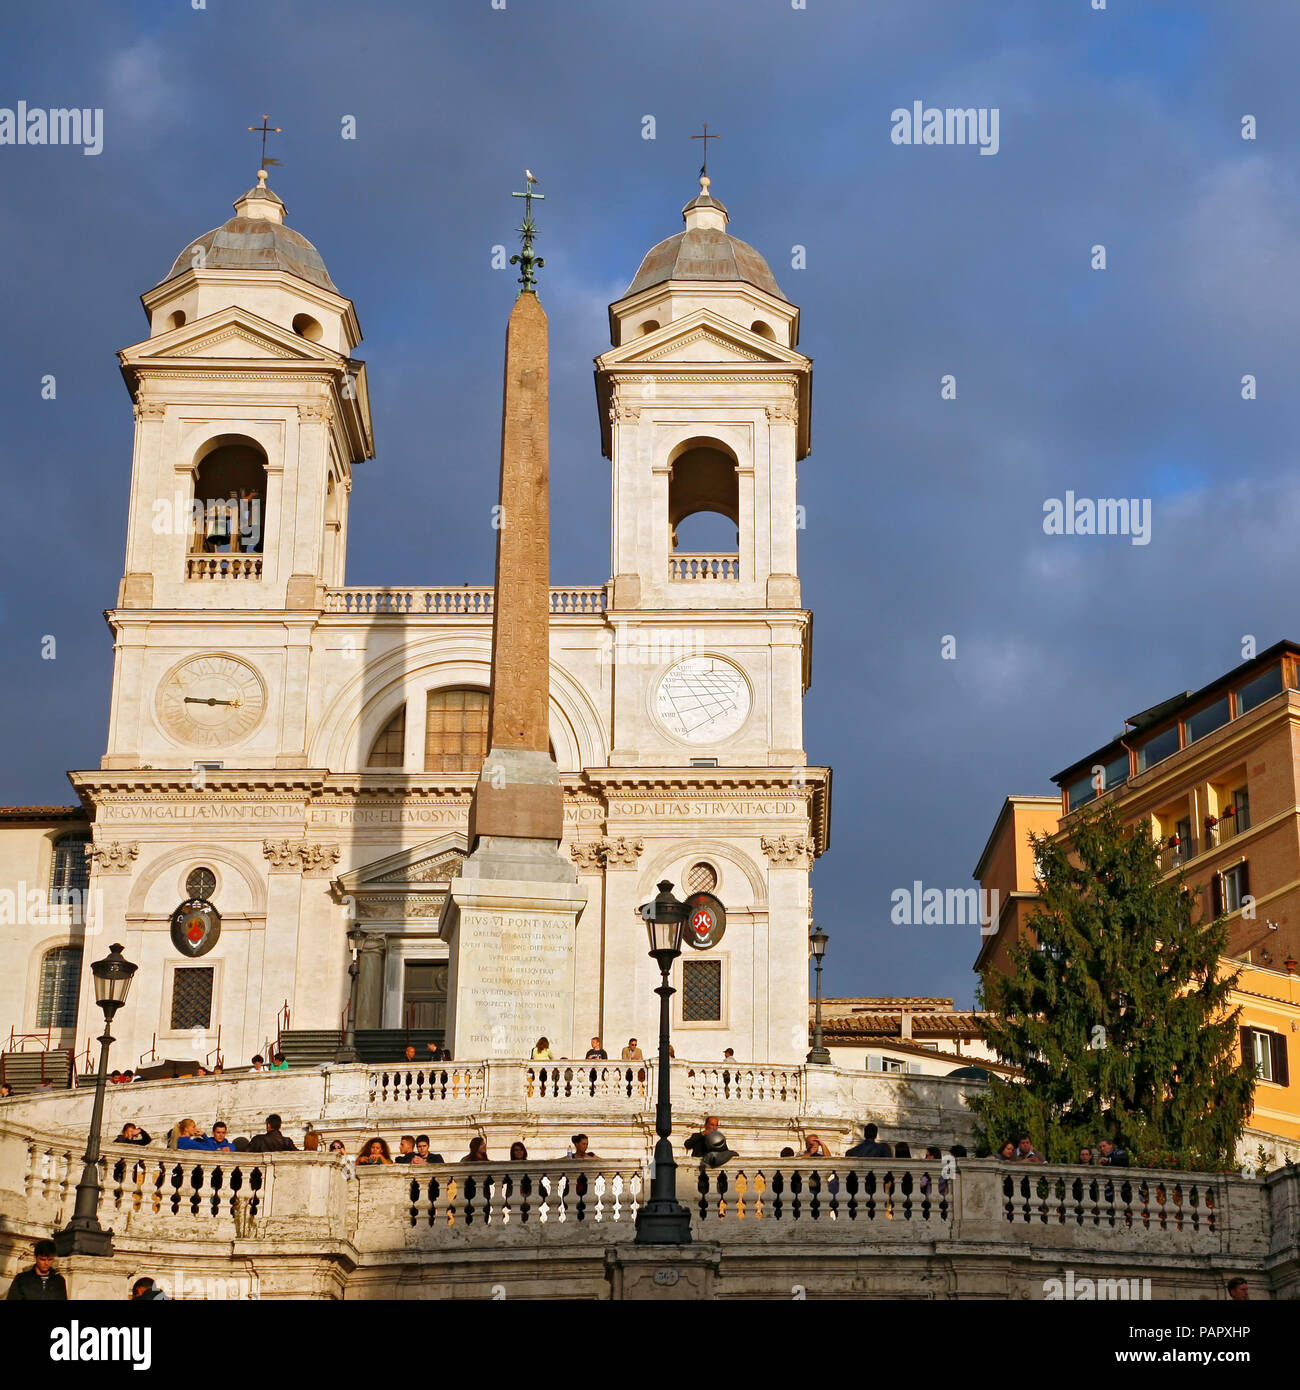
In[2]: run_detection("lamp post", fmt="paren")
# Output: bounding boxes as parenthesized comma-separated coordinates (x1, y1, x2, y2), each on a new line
(806, 923, 831, 1065)
(53, 943, 137, 1257)
(634, 880, 693, 1245)
(337, 924, 366, 1064)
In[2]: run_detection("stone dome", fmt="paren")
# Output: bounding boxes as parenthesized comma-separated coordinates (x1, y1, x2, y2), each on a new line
(160, 173, 336, 292)
(624, 182, 786, 302)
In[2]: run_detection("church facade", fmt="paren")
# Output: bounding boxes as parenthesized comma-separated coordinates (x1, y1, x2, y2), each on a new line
(1, 172, 830, 1073)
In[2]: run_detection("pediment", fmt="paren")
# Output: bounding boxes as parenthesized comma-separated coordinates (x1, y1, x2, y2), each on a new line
(120, 306, 338, 366)
(598, 309, 807, 370)
(334, 836, 468, 894)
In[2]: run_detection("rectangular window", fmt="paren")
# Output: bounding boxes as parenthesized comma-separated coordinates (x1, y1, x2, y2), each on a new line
(37, 947, 83, 1029)
(1137, 726, 1180, 771)
(681, 959, 722, 1022)
(1252, 1030, 1273, 1082)
(1232, 788, 1251, 832)
(1237, 665, 1284, 715)
(425, 689, 489, 772)
(869, 1056, 906, 1074)
(1243, 1027, 1289, 1085)
(1066, 775, 1095, 813)
(170, 967, 214, 1031)
(1221, 861, 1250, 914)
(1186, 696, 1231, 743)
(1100, 752, 1130, 793)
(48, 835, 90, 905)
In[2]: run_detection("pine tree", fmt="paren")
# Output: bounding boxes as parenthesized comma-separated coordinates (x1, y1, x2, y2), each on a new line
(970, 803, 1254, 1168)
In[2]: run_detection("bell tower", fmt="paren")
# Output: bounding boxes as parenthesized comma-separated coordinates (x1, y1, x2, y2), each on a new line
(102, 169, 374, 771)
(594, 177, 813, 769)
(117, 169, 373, 613)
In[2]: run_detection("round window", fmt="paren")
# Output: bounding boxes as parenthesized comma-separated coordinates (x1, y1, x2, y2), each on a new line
(186, 867, 217, 901)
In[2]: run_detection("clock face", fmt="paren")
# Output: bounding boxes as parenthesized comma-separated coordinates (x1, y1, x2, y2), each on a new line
(157, 655, 265, 747)
(654, 657, 751, 744)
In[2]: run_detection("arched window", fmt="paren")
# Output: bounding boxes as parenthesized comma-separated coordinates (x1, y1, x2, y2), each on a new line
(750, 319, 776, 341)
(425, 689, 490, 772)
(368, 705, 407, 768)
(668, 440, 739, 553)
(49, 833, 90, 905)
(191, 437, 268, 555)
(37, 946, 83, 1029)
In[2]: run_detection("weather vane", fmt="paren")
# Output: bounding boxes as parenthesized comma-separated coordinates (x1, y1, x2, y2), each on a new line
(248, 113, 282, 170)
(692, 122, 720, 180)
(510, 170, 545, 293)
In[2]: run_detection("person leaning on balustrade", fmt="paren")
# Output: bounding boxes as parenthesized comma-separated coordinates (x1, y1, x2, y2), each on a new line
(356, 1137, 392, 1165)
(174, 1118, 217, 1150)
(114, 1123, 152, 1146)
(461, 1136, 488, 1162)
(414, 1135, 443, 1164)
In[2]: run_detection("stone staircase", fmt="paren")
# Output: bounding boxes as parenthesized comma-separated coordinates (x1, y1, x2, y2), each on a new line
(0, 1049, 74, 1093)
(279, 1029, 447, 1069)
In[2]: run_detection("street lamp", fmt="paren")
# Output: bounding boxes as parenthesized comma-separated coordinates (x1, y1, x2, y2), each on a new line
(337, 924, 366, 1064)
(53, 943, 137, 1257)
(634, 880, 693, 1245)
(806, 923, 831, 1065)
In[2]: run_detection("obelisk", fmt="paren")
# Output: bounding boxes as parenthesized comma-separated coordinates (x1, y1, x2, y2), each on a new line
(439, 176, 587, 1059)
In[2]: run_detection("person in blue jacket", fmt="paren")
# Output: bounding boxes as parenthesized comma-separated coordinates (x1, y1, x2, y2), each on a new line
(174, 1117, 217, 1150)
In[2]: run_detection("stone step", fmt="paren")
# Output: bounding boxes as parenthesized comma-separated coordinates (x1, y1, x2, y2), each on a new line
(1, 1050, 74, 1092)
(278, 1029, 448, 1068)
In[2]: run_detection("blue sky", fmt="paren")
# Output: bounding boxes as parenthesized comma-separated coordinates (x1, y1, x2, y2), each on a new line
(2, 0, 1299, 1006)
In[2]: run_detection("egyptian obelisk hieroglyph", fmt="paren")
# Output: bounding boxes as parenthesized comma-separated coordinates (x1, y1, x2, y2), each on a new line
(439, 178, 587, 1060)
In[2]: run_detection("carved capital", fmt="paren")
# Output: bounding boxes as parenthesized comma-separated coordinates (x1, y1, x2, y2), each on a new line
(601, 836, 644, 869)
(263, 840, 341, 874)
(765, 400, 798, 423)
(298, 402, 335, 426)
(299, 842, 342, 875)
(569, 842, 605, 872)
(132, 402, 166, 421)
(85, 841, 139, 874)
(608, 400, 642, 424)
(761, 834, 814, 867)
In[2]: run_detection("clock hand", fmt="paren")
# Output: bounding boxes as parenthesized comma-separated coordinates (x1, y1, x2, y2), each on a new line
(184, 697, 238, 707)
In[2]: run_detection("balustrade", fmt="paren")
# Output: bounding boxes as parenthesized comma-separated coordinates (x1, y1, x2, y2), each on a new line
(368, 1065, 484, 1106)
(1000, 1164, 1219, 1235)
(186, 555, 262, 580)
(392, 1161, 645, 1232)
(525, 1063, 650, 1103)
(691, 1160, 953, 1230)
(0, 1125, 1271, 1264)
(322, 586, 607, 615)
(669, 554, 740, 581)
